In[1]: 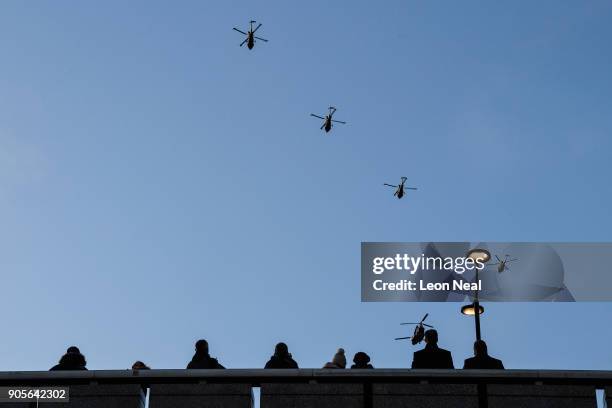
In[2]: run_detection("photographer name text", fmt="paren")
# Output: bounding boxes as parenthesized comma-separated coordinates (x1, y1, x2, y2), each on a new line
(372, 279, 481, 292)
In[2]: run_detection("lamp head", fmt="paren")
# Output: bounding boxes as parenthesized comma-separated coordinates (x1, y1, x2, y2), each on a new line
(461, 302, 484, 316)
(467, 248, 491, 264)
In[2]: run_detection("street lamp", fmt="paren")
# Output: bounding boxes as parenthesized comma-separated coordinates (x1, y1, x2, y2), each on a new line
(463, 248, 490, 341)
(461, 302, 484, 316)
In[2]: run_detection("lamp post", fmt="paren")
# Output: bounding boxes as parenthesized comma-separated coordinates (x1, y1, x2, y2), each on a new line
(461, 248, 490, 341)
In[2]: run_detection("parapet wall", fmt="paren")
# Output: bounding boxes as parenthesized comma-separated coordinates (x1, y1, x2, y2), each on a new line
(0, 369, 610, 408)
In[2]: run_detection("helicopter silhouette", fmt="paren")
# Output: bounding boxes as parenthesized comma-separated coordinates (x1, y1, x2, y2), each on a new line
(384, 177, 418, 199)
(395, 314, 433, 345)
(310, 107, 346, 132)
(490, 254, 518, 273)
(233, 20, 268, 49)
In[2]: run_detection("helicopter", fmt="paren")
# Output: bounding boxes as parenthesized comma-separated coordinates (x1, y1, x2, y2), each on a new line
(384, 177, 418, 199)
(233, 20, 268, 49)
(490, 254, 518, 273)
(395, 313, 433, 345)
(310, 106, 346, 132)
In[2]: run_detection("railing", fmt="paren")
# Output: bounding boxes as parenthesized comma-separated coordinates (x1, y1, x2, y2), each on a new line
(0, 369, 610, 407)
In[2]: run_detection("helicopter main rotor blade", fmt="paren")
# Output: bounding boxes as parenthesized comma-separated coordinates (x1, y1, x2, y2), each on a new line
(310, 114, 325, 119)
(422, 323, 434, 328)
(252, 23, 262, 33)
(240, 38, 248, 47)
(254, 36, 268, 42)
(400, 322, 420, 325)
(384, 184, 398, 188)
(233, 28, 247, 35)
(331, 120, 346, 124)
(394, 337, 412, 340)
(320, 123, 325, 130)
(405, 187, 418, 190)
(421, 313, 429, 322)
(495, 255, 502, 262)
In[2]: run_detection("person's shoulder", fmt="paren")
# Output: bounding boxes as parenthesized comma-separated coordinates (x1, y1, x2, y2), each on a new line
(463, 357, 477, 368)
(438, 347, 452, 356)
(489, 357, 504, 368)
(211, 358, 225, 369)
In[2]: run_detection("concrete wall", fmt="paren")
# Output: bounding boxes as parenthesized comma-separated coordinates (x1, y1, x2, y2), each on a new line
(0, 384, 146, 408)
(149, 383, 253, 408)
(261, 383, 364, 408)
(487, 384, 597, 408)
(372, 383, 479, 408)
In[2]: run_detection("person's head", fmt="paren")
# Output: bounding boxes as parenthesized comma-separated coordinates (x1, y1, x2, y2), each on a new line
(195, 339, 209, 354)
(59, 351, 86, 368)
(332, 348, 346, 368)
(274, 342, 289, 357)
(132, 361, 150, 370)
(67, 346, 80, 354)
(474, 340, 488, 357)
(353, 351, 371, 366)
(424, 329, 438, 345)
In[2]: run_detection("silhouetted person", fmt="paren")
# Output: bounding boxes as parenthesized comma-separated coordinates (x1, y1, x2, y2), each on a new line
(323, 348, 346, 369)
(50, 346, 87, 371)
(264, 342, 299, 368)
(132, 361, 151, 370)
(411, 329, 454, 369)
(351, 352, 374, 369)
(463, 340, 504, 369)
(186, 339, 225, 369)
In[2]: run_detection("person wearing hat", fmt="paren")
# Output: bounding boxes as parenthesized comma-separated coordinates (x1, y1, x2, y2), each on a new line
(351, 352, 374, 369)
(50, 346, 87, 371)
(323, 348, 346, 369)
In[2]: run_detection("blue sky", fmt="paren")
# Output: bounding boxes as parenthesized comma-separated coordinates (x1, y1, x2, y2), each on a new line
(1, 0, 611, 372)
